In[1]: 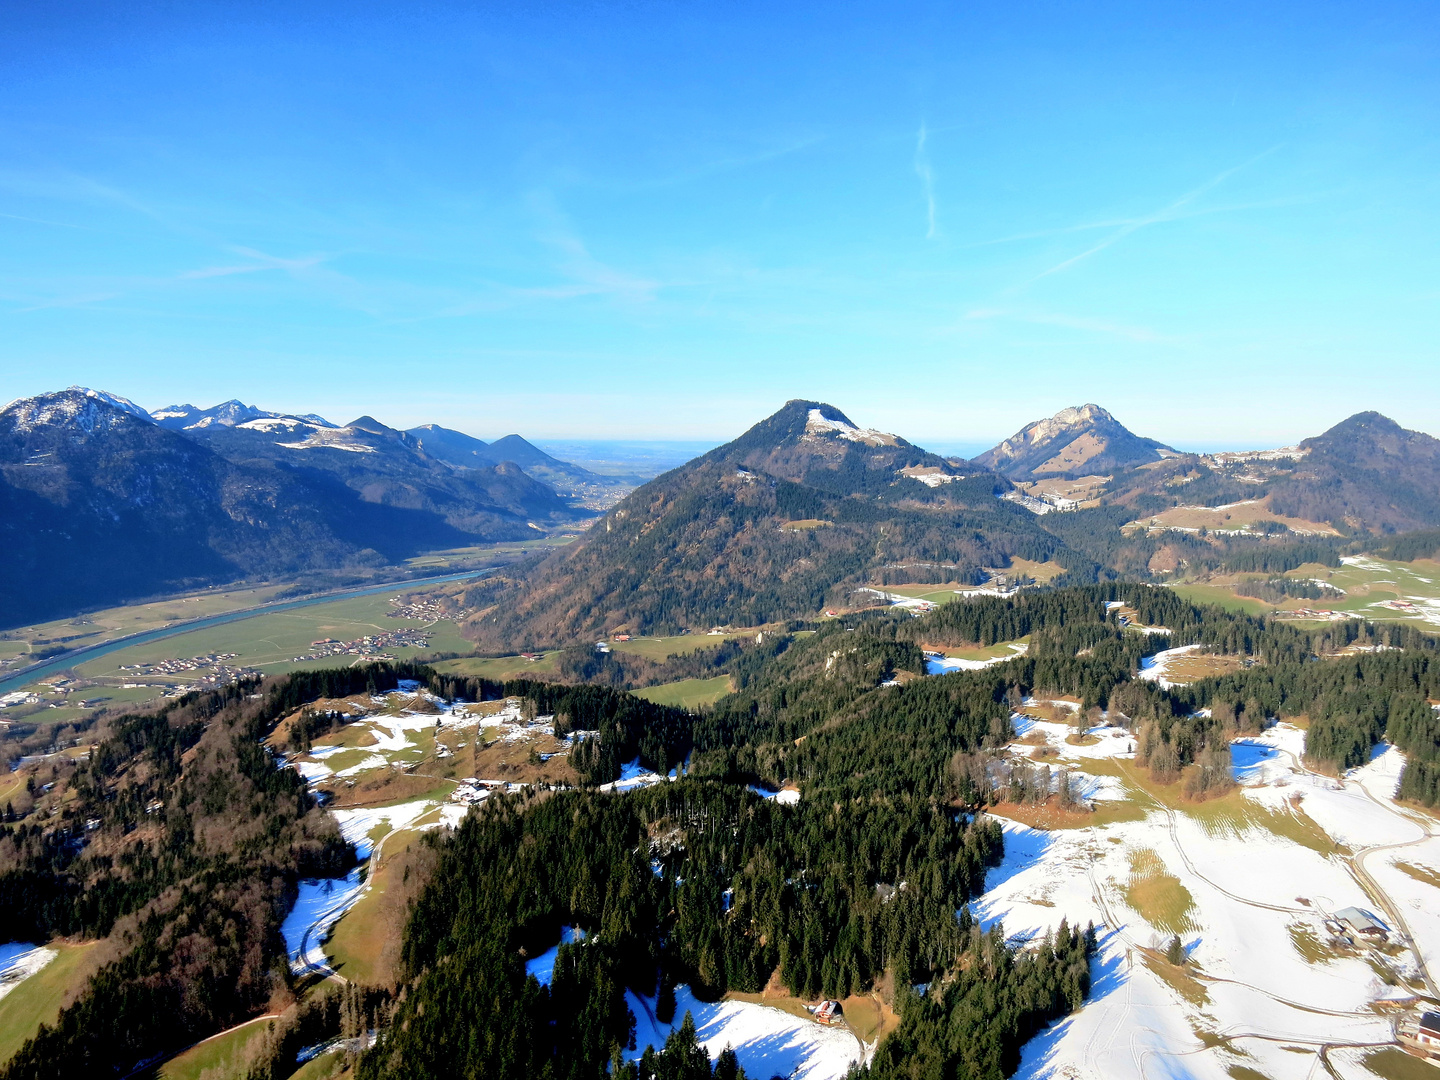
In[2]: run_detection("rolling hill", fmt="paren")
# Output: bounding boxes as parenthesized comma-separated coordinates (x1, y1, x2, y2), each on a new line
(406, 425, 609, 495)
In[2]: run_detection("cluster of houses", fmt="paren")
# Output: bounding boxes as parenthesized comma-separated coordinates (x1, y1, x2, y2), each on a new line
(294, 628, 431, 662)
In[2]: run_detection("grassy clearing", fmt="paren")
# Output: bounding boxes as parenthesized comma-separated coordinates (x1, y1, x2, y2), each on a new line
(609, 633, 750, 661)
(1137, 949, 1209, 1007)
(0, 943, 96, 1064)
(1364, 1048, 1440, 1080)
(1128, 500, 1337, 536)
(1396, 862, 1440, 890)
(327, 827, 426, 985)
(1173, 556, 1440, 630)
(1226, 1067, 1272, 1080)
(989, 797, 1148, 831)
(1124, 849, 1197, 935)
(871, 585, 970, 605)
(1159, 653, 1247, 683)
(158, 1015, 275, 1080)
(1080, 758, 1340, 856)
(1167, 586, 1271, 616)
(632, 676, 734, 710)
(288, 1049, 350, 1079)
(939, 638, 1029, 662)
(1286, 922, 1336, 965)
(431, 653, 560, 680)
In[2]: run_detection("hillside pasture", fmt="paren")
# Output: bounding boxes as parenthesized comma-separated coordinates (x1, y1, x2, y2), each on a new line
(631, 675, 734, 709)
(0, 943, 97, 1065)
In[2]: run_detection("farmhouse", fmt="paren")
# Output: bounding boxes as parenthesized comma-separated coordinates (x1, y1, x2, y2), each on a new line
(1334, 906, 1389, 940)
(1397, 1010, 1440, 1060)
(814, 1000, 842, 1025)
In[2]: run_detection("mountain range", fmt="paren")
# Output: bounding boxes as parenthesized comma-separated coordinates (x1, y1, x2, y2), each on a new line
(7, 387, 1440, 633)
(461, 399, 1440, 647)
(0, 388, 594, 626)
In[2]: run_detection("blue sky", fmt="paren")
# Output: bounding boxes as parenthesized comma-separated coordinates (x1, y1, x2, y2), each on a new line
(2, 1, 1438, 448)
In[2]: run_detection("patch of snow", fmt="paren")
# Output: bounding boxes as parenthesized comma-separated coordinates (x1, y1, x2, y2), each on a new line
(600, 758, 673, 793)
(283, 870, 365, 974)
(525, 927, 590, 986)
(803, 408, 896, 447)
(748, 785, 801, 805)
(0, 943, 57, 1002)
(1136, 643, 1204, 689)
(292, 760, 334, 782)
(331, 799, 436, 859)
(627, 985, 862, 1080)
(277, 438, 376, 453)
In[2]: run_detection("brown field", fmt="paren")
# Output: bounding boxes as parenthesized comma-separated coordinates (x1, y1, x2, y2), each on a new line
(1158, 654, 1248, 684)
(988, 798, 1147, 831)
(1014, 476, 1109, 507)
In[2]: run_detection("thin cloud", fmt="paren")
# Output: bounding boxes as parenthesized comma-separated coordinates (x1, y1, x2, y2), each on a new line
(914, 123, 938, 239)
(1030, 146, 1282, 280)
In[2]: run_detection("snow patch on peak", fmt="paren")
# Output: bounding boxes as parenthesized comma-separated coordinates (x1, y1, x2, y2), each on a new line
(2, 387, 155, 434)
(67, 387, 153, 421)
(804, 407, 897, 447)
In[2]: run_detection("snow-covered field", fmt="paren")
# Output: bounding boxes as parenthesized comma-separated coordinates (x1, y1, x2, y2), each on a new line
(979, 719, 1440, 1080)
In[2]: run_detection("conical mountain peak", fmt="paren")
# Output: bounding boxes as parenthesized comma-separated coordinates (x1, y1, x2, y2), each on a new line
(975, 403, 1171, 478)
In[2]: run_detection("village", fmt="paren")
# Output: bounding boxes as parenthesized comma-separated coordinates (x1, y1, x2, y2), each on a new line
(293, 628, 432, 663)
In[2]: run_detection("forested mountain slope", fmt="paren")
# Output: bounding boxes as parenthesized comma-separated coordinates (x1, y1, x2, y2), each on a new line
(461, 400, 1074, 647)
(185, 412, 579, 533)
(1265, 411, 1440, 531)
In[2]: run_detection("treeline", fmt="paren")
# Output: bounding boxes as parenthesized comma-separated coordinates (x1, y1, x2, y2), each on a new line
(1173, 650, 1440, 802)
(1235, 577, 1341, 602)
(359, 780, 1003, 1080)
(865, 920, 1095, 1080)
